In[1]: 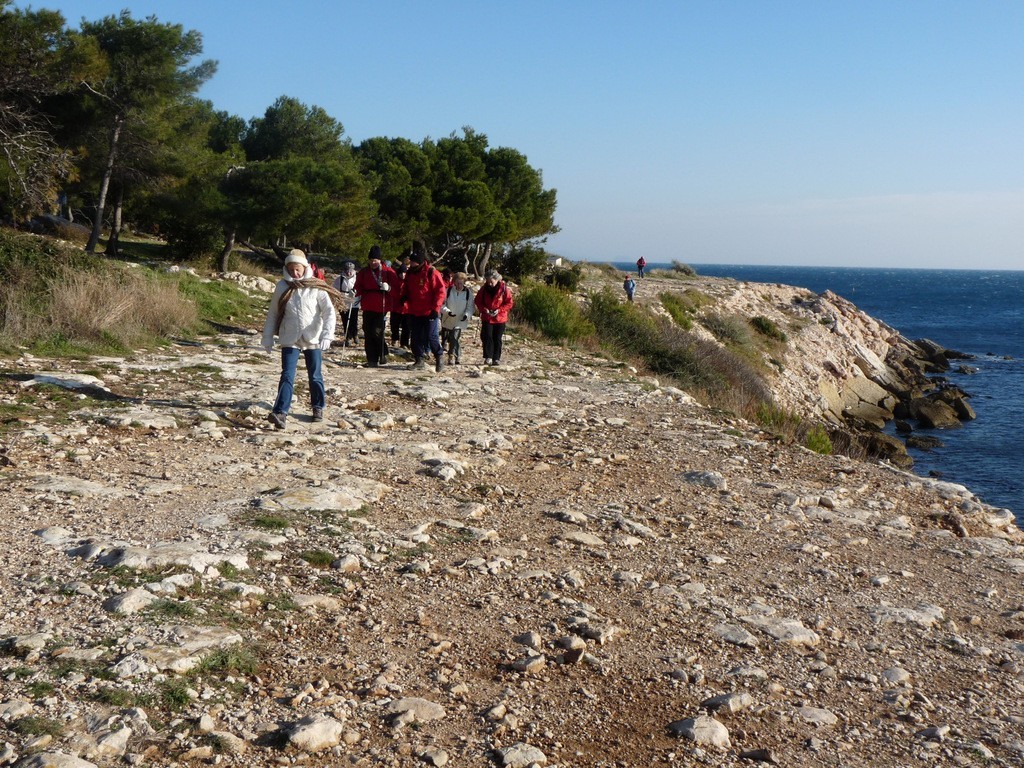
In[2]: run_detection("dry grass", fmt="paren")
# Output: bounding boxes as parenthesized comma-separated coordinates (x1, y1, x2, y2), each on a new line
(49, 266, 197, 346)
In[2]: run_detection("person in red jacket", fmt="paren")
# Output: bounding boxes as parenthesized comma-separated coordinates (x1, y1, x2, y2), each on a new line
(354, 245, 398, 367)
(474, 269, 514, 366)
(399, 250, 447, 371)
(636, 256, 647, 278)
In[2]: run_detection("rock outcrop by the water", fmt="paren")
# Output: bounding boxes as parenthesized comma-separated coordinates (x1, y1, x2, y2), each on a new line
(0, 266, 1018, 768)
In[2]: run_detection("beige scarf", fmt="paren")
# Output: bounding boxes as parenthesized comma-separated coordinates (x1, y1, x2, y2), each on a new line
(275, 278, 350, 334)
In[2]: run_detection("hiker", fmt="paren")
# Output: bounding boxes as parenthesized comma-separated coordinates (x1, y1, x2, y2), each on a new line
(390, 257, 411, 348)
(636, 256, 646, 278)
(623, 276, 636, 302)
(332, 261, 359, 346)
(399, 249, 447, 372)
(440, 272, 474, 365)
(354, 245, 397, 367)
(261, 249, 338, 429)
(474, 270, 514, 366)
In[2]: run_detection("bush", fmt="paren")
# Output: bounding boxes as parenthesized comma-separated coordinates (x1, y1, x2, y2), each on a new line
(750, 315, 788, 342)
(587, 288, 772, 412)
(804, 425, 833, 454)
(514, 281, 594, 342)
(700, 312, 753, 346)
(671, 260, 696, 276)
(0, 227, 261, 356)
(659, 292, 694, 330)
(499, 245, 550, 282)
(545, 264, 583, 292)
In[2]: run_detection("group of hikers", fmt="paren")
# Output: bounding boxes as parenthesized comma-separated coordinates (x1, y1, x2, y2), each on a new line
(260, 246, 514, 430)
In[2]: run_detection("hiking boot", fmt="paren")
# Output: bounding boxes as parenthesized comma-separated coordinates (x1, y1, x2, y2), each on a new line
(412, 358, 426, 370)
(447, 354, 454, 366)
(435, 355, 445, 373)
(311, 407, 324, 423)
(483, 358, 492, 366)
(267, 411, 287, 430)
(491, 359, 500, 366)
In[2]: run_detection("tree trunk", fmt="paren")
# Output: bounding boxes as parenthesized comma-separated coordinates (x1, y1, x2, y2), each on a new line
(475, 243, 493, 277)
(86, 115, 123, 253)
(104, 186, 123, 257)
(219, 229, 236, 273)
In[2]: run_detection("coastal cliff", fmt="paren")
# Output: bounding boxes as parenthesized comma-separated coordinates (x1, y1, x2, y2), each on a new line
(1, 268, 1021, 767)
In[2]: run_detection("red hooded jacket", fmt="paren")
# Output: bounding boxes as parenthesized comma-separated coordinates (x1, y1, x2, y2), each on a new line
(354, 264, 398, 313)
(475, 281, 514, 324)
(400, 264, 447, 317)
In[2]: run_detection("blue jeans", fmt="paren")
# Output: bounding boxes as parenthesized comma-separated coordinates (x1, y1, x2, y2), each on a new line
(410, 316, 442, 360)
(273, 347, 325, 414)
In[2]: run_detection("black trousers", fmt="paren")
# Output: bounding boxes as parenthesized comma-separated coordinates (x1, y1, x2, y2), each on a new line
(342, 306, 359, 341)
(362, 310, 388, 364)
(480, 322, 506, 362)
(390, 312, 410, 346)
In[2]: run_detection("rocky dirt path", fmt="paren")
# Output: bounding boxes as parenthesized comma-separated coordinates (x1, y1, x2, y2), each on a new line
(2, 298, 1023, 767)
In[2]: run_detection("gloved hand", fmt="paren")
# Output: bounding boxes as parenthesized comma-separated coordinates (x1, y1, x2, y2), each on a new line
(319, 338, 331, 351)
(262, 341, 274, 354)
(462, 314, 469, 322)
(444, 308, 454, 316)
(428, 311, 439, 320)
(381, 283, 391, 292)
(488, 309, 498, 317)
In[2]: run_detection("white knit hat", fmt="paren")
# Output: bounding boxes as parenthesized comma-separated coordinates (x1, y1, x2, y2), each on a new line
(284, 248, 308, 267)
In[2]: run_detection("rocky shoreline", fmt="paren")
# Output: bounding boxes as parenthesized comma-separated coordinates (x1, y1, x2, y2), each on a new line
(1, 269, 1022, 767)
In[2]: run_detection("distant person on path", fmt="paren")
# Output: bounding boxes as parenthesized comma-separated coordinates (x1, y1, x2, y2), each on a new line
(475, 270, 514, 366)
(261, 249, 338, 429)
(636, 256, 646, 278)
(332, 261, 359, 346)
(400, 249, 447, 371)
(355, 245, 397, 367)
(623, 276, 636, 302)
(440, 272, 474, 365)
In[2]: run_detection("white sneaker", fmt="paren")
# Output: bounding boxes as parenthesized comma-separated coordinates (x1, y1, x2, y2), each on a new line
(484, 358, 492, 365)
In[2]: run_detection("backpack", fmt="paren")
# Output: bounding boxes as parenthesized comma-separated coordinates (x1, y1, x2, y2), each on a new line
(309, 262, 326, 280)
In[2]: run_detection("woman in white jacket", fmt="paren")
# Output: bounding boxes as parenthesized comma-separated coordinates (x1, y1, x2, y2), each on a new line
(261, 249, 338, 429)
(440, 272, 474, 365)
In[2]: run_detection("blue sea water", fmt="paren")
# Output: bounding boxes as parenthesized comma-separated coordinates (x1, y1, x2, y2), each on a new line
(613, 262, 1024, 520)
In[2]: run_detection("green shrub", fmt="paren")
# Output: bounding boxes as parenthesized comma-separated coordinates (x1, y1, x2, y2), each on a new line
(299, 549, 334, 568)
(159, 679, 194, 711)
(755, 403, 802, 435)
(195, 647, 259, 676)
(587, 288, 771, 412)
(700, 313, 753, 346)
(659, 292, 694, 330)
(251, 515, 291, 530)
(545, 264, 583, 292)
(499, 245, 550, 282)
(750, 315, 788, 342)
(804, 425, 833, 454)
(514, 282, 594, 342)
(671, 260, 697, 276)
(12, 716, 64, 737)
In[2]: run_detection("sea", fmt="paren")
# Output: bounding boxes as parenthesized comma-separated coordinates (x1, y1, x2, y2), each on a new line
(612, 262, 1024, 522)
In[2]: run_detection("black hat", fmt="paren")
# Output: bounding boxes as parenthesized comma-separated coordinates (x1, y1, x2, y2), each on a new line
(409, 252, 425, 264)
(368, 245, 382, 260)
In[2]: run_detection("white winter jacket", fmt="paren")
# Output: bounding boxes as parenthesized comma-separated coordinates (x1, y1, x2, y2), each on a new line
(441, 285, 475, 331)
(262, 265, 338, 350)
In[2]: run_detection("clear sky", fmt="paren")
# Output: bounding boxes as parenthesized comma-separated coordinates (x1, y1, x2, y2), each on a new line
(19, 0, 1024, 269)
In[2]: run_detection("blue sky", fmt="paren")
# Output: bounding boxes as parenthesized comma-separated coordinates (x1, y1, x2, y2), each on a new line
(23, 0, 1024, 269)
